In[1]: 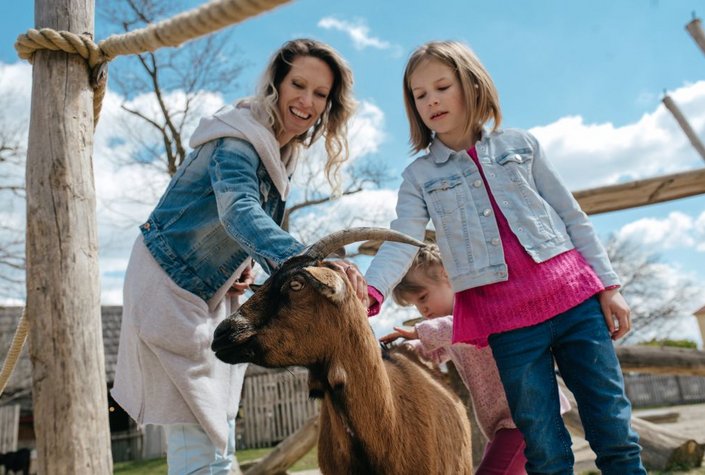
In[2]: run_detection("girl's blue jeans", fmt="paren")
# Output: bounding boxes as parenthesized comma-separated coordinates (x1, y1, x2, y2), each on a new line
(488, 296, 646, 475)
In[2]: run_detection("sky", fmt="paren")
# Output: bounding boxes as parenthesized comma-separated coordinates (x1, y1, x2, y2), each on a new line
(1, 0, 704, 345)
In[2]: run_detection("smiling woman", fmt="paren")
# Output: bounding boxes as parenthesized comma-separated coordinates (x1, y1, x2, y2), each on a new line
(110, 38, 359, 475)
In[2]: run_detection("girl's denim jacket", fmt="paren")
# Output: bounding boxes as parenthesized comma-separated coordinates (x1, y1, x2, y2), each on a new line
(140, 137, 304, 302)
(366, 128, 620, 297)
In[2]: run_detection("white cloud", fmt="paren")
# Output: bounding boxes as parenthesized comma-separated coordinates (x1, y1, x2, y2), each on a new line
(616, 211, 700, 250)
(531, 81, 705, 191)
(317, 17, 399, 54)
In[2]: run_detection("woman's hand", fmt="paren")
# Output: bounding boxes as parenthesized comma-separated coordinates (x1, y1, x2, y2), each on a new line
(598, 288, 631, 340)
(228, 266, 254, 297)
(379, 326, 418, 345)
(329, 260, 368, 305)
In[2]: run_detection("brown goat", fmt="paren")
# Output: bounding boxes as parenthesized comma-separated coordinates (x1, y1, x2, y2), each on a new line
(212, 229, 473, 474)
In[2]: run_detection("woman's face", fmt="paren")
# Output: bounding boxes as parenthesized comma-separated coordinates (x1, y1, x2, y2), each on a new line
(276, 55, 334, 146)
(409, 58, 470, 151)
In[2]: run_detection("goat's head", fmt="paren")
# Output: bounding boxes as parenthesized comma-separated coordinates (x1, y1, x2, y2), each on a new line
(211, 227, 423, 368)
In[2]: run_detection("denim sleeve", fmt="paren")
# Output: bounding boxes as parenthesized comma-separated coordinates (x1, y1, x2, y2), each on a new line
(209, 138, 305, 274)
(527, 132, 620, 287)
(365, 169, 430, 299)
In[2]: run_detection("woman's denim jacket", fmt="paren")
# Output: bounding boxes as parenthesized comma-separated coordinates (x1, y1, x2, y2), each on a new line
(366, 128, 620, 297)
(140, 137, 304, 302)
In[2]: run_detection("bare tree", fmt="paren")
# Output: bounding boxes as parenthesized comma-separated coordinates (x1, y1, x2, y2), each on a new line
(99, 0, 245, 176)
(605, 235, 701, 344)
(282, 157, 390, 232)
(0, 94, 28, 300)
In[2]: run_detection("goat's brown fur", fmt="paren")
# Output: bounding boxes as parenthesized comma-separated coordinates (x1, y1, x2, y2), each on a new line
(213, 262, 472, 474)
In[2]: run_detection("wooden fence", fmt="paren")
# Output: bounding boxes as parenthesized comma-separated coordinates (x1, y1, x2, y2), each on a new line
(625, 374, 705, 408)
(0, 404, 19, 453)
(240, 368, 318, 449)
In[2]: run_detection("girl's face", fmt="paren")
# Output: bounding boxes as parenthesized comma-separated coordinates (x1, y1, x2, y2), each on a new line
(409, 58, 470, 151)
(276, 55, 334, 146)
(403, 266, 454, 319)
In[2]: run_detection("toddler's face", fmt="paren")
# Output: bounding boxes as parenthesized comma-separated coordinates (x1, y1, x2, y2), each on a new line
(404, 267, 454, 319)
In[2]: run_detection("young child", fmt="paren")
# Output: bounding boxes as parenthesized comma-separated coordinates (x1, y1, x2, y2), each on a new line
(366, 41, 645, 474)
(381, 243, 569, 474)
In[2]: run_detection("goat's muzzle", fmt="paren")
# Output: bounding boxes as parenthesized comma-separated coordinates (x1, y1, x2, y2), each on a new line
(212, 314, 259, 364)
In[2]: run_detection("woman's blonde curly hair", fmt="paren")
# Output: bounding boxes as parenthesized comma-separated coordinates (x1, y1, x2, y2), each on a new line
(252, 38, 355, 194)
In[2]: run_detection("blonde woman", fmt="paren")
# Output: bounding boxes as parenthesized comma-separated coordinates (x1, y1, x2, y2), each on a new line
(112, 39, 359, 475)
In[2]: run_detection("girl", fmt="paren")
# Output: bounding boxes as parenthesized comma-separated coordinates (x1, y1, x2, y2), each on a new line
(366, 41, 645, 474)
(112, 39, 364, 475)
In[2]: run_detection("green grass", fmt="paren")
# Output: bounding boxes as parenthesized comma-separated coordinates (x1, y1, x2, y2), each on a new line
(113, 446, 318, 474)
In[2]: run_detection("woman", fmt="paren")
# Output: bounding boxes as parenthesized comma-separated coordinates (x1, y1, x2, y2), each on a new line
(111, 38, 361, 474)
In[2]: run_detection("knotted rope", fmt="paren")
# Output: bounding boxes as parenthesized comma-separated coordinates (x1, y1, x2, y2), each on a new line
(0, 309, 29, 397)
(15, 0, 290, 126)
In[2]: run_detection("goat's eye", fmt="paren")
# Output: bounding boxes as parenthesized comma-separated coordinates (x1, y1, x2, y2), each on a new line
(289, 278, 305, 291)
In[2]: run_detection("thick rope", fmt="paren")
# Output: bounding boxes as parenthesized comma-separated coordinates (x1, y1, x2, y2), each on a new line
(0, 308, 29, 398)
(14, 0, 291, 126)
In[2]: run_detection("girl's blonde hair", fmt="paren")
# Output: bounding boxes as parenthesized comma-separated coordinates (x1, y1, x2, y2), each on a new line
(403, 41, 502, 154)
(392, 243, 445, 307)
(253, 38, 355, 192)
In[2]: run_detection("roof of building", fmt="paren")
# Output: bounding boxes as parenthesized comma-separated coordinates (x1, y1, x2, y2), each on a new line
(0, 306, 122, 406)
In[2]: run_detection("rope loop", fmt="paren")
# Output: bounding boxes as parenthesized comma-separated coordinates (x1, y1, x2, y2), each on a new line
(15, 28, 109, 127)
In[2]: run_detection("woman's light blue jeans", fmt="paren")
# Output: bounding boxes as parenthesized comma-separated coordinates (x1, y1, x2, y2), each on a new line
(165, 418, 236, 475)
(488, 296, 646, 475)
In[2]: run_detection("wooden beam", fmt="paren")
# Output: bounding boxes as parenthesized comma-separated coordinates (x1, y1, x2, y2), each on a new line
(662, 95, 705, 163)
(573, 168, 705, 215)
(243, 415, 319, 475)
(359, 167, 705, 256)
(25, 0, 112, 473)
(615, 346, 705, 377)
(687, 18, 705, 57)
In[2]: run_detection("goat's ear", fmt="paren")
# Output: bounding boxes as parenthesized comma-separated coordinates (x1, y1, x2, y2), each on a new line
(303, 266, 347, 304)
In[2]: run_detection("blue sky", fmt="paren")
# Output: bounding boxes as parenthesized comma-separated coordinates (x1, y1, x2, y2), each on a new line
(1, 0, 704, 342)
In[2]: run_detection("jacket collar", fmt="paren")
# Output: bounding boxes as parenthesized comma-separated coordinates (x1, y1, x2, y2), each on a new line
(427, 128, 491, 164)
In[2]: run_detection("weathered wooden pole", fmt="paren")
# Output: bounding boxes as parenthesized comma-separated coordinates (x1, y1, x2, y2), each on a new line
(686, 18, 705, 57)
(25, 0, 112, 473)
(663, 95, 705, 163)
(695, 306, 705, 349)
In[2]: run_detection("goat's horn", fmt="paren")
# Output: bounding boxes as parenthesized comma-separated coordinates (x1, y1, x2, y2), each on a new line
(304, 227, 425, 260)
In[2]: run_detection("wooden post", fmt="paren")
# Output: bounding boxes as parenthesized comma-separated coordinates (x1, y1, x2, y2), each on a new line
(662, 95, 705, 163)
(25, 0, 112, 474)
(687, 18, 705, 57)
(695, 306, 705, 349)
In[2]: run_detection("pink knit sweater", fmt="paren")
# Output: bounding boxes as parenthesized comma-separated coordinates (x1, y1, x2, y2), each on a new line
(407, 316, 570, 439)
(452, 148, 604, 347)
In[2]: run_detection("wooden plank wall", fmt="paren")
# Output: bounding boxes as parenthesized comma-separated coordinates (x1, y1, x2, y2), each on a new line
(241, 368, 319, 449)
(625, 374, 705, 408)
(0, 404, 19, 453)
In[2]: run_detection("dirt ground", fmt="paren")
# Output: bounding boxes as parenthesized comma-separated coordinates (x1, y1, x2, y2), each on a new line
(574, 403, 705, 474)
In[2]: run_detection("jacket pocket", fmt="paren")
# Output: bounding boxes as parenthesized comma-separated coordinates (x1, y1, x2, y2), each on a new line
(497, 148, 533, 184)
(423, 175, 466, 216)
(423, 175, 474, 275)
